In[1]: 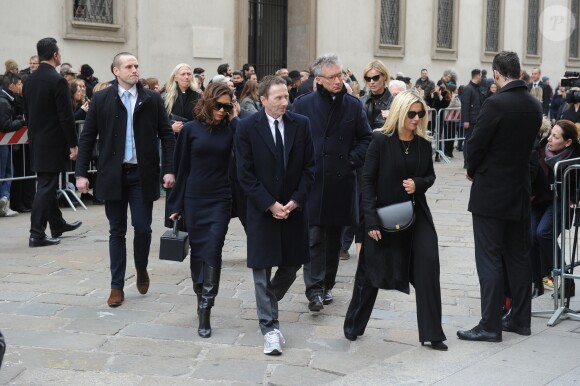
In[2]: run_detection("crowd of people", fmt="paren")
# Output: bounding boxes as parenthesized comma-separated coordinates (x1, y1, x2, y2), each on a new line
(2, 36, 578, 359)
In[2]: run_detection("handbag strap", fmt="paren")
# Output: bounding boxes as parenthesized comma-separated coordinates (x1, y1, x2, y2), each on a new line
(172, 220, 179, 238)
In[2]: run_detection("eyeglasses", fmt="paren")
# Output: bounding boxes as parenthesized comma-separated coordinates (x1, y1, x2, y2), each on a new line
(213, 101, 233, 112)
(407, 110, 426, 119)
(364, 74, 382, 82)
(318, 73, 342, 81)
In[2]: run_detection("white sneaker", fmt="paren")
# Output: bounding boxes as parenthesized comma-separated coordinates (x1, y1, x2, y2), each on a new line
(263, 329, 285, 355)
(4, 208, 18, 217)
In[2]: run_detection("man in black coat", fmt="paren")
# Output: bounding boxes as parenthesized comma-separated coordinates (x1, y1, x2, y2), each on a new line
(527, 68, 552, 116)
(458, 51, 543, 342)
(460, 69, 483, 168)
(22, 37, 82, 247)
(292, 54, 372, 311)
(75, 52, 176, 308)
(235, 75, 315, 355)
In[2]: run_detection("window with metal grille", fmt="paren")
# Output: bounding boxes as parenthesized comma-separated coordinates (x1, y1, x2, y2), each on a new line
(570, 0, 580, 58)
(73, 0, 114, 24)
(526, 0, 540, 55)
(437, 0, 454, 49)
(485, 0, 500, 52)
(380, 0, 400, 45)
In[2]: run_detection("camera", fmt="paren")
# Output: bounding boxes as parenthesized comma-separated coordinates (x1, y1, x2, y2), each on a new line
(561, 71, 580, 88)
(562, 72, 580, 103)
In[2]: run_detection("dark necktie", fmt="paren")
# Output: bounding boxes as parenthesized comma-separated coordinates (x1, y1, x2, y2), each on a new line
(275, 119, 285, 173)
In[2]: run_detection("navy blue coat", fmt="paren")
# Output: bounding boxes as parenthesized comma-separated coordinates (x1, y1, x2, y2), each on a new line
(235, 109, 315, 269)
(292, 86, 372, 226)
(76, 81, 175, 202)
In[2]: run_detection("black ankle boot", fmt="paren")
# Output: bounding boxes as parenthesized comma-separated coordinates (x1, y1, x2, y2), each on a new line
(198, 307, 212, 338)
(197, 264, 221, 338)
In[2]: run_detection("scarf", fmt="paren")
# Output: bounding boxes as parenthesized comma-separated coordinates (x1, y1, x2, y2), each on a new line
(545, 144, 574, 169)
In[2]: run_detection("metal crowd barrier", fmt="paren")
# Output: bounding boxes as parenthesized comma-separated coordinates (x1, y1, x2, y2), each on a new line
(0, 122, 96, 212)
(532, 157, 580, 325)
(434, 107, 463, 164)
(427, 108, 439, 154)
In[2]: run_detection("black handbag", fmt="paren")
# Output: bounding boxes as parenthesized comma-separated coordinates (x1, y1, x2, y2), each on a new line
(159, 220, 189, 262)
(376, 198, 415, 232)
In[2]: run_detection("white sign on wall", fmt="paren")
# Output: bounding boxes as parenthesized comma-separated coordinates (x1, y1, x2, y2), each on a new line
(193, 26, 224, 59)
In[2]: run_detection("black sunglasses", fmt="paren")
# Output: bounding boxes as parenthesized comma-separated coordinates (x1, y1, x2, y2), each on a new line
(407, 110, 426, 119)
(213, 101, 233, 112)
(364, 74, 382, 82)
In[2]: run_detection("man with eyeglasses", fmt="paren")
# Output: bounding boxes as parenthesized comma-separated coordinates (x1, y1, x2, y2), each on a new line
(292, 54, 372, 311)
(75, 52, 176, 308)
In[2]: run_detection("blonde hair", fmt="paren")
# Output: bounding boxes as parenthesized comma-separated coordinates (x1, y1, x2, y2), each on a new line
(530, 86, 543, 103)
(539, 118, 551, 135)
(376, 89, 431, 141)
(92, 82, 111, 93)
(163, 63, 198, 114)
(362, 60, 390, 87)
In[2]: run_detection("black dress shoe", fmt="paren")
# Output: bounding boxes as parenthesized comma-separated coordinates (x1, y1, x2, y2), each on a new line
(502, 320, 531, 336)
(422, 341, 448, 351)
(29, 236, 61, 248)
(308, 295, 324, 312)
(323, 289, 333, 305)
(457, 325, 501, 342)
(52, 221, 82, 238)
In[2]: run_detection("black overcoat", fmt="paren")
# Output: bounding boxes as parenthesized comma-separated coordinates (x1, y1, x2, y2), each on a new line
(292, 86, 372, 226)
(75, 81, 175, 202)
(235, 109, 315, 269)
(467, 80, 543, 221)
(22, 63, 77, 172)
(361, 131, 436, 293)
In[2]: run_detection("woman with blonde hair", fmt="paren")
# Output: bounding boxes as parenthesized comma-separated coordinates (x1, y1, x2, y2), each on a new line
(360, 60, 392, 129)
(163, 63, 200, 134)
(344, 89, 447, 351)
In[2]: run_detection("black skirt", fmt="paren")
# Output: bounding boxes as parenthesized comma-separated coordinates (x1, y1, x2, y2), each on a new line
(184, 197, 231, 268)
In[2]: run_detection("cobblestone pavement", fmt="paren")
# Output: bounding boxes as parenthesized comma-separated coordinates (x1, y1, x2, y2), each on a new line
(1, 153, 580, 385)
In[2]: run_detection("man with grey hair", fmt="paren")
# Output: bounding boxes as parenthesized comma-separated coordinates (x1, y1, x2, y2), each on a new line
(292, 54, 372, 311)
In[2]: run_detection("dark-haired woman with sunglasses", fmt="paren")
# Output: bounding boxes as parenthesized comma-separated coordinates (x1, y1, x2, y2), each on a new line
(360, 60, 392, 130)
(344, 89, 448, 351)
(167, 82, 239, 338)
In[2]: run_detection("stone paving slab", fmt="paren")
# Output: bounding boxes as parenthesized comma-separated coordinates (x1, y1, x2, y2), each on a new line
(2, 155, 580, 384)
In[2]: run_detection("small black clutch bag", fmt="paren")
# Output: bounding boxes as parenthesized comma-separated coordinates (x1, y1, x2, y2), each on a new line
(376, 199, 415, 232)
(159, 220, 189, 262)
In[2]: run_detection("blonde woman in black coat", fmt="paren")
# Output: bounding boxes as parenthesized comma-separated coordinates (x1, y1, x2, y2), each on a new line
(343, 89, 447, 351)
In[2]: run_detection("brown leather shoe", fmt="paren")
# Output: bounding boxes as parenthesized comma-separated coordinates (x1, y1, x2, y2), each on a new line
(107, 288, 124, 307)
(136, 269, 150, 294)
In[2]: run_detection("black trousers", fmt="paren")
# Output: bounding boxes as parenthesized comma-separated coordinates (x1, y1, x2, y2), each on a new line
(303, 225, 342, 299)
(472, 214, 532, 333)
(253, 265, 301, 334)
(344, 213, 446, 343)
(10, 144, 35, 210)
(30, 172, 66, 238)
